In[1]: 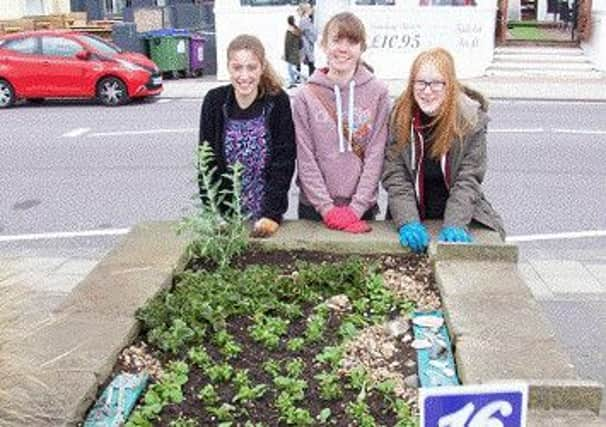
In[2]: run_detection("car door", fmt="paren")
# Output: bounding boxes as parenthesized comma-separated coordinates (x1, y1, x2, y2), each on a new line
(0, 35, 43, 97)
(39, 35, 93, 97)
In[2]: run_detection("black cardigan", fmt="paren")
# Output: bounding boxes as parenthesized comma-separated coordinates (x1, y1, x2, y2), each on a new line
(198, 84, 296, 223)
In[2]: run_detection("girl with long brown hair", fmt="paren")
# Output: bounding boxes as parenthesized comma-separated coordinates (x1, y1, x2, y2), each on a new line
(293, 12, 390, 233)
(198, 34, 295, 237)
(382, 48, 504, 253)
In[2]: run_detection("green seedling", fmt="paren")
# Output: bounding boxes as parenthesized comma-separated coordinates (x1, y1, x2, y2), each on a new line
(207, 403, 237, 422)
(188, 346, 213, 369)
(285, 358, 305, 378)
(286, 337, 305, 352)
(314, 371, 343, 401)
(262, 359, 282, 378)
(315, 345, 343, 369)
(205, 363, 234, 383)
(213, 330, 242, 359)
(318, 408, 332, 424)
(197, 383, 219, 406)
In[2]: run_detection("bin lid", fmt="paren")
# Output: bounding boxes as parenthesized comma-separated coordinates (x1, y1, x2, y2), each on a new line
(140, 28, 191, 38)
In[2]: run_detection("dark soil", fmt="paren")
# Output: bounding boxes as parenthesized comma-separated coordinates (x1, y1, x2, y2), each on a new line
(111, 247, 436, 426)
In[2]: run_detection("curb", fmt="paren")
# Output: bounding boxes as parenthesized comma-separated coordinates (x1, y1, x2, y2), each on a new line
(1, 220, 603, 425)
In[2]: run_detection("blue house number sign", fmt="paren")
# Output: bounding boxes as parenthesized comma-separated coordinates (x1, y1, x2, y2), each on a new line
(420, 383, 528, 427)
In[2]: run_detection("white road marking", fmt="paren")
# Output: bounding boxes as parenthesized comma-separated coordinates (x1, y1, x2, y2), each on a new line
(0, 228, 130, 242)
(507, 229, 606, 243)
(492, 99, 606, 106)
(87, 128, 196, 137)
(552, 128, 606, 135)
(489, 128, 545, 133)
(157, 99, 172, 103)
(62, 127, 91, 138)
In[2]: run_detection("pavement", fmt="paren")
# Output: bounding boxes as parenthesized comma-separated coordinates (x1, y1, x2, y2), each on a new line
(2, 72, 606, 425)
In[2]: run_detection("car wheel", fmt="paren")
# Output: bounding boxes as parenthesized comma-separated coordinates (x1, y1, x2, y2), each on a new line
(0, 79, 16, 109)
(97, 77, 129, 106)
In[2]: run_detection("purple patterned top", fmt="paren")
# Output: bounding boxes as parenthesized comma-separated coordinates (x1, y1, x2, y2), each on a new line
(223, 113, 269, 220)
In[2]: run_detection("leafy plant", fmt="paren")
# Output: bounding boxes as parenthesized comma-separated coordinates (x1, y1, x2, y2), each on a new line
(315, 345, 343, 369)
(148, 318, 195, 354)
(177, 142, 249, 269)
(249, 314, 289, 350)
(205, 363, 234, 383)
(286, 337, 305, 352)
(233, 383, 268, 404)
(188, 345, 213, 369)
(197, 383, 219, 406)
(285, 358, 305, 378)
(314, 371, 343, 401)
(346, 399, 377, 427)
(126, 361, 189, 426)
(213, 329, 242, 359)
(317, 408, 332, 424)
(263, 359, 282, 378)
(206, 402, 237, 422)
(169, 416, 199, 427)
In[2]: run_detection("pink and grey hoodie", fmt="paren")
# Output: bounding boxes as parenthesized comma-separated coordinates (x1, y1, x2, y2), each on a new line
(292, 65, 390, 218)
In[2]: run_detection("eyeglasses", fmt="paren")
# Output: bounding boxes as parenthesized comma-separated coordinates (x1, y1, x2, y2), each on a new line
(413, 80, 446, 92)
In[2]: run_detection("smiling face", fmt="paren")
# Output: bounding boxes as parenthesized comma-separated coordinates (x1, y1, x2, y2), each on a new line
(324, 31, 363, 77)
(227, 48, 263, 101)
(413, 61, 447, 117)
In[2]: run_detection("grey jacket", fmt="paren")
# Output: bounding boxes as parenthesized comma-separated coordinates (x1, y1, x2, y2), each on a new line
(382, 89, 505, 237)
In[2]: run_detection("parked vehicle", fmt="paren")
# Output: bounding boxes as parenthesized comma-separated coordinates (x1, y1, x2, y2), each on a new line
(0, 30, 163, 108)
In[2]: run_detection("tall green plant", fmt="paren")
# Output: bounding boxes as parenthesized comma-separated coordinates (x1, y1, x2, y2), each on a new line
(177, 142, 249, 268)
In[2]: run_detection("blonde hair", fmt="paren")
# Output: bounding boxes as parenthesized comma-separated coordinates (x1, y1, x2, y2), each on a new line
(390, 48, 473, 159)
(227, 34, 283, 97)
(321, 12, 367, 52)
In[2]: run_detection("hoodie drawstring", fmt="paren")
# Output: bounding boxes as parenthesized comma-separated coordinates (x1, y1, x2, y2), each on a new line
(335, 85, 345, 153)
(334, 80, 356, 154)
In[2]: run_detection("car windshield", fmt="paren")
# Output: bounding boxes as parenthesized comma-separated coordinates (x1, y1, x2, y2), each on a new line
(75, 34, 122, 56)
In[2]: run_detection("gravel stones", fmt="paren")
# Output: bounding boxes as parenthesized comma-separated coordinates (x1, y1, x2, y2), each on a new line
(118, 342, 164, 380)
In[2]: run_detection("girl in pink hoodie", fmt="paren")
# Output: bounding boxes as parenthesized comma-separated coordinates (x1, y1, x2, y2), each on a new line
(292, 12, 390, 233)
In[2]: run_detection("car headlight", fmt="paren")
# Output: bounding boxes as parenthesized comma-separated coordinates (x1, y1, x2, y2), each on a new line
(115, 58, 146, 72)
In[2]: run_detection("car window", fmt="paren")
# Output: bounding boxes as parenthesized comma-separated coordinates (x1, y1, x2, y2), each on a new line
(74, 34, 121, 56)
(1, 36, 39, 54)
(42, 36, 83, 57)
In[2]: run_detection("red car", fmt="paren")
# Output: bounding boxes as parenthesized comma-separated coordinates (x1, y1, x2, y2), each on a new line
(0, 30, 163, 107)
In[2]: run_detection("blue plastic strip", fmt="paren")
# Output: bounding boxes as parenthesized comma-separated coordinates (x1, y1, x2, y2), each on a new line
(412, 310, 460, 388)
(84, 372, 149, 427)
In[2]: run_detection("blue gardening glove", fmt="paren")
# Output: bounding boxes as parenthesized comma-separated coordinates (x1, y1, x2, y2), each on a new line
(399, 221, 430, 254)
(438, 226, 473, 243)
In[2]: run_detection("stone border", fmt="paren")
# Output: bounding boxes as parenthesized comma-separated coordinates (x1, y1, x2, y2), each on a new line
(1, 220, 603, 425)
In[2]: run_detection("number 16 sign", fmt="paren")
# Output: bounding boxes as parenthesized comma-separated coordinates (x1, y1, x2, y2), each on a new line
(420, 383, 528, 427)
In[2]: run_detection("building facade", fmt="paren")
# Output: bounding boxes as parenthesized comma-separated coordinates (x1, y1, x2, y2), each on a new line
(0, 0, 71, 19)
(215, 0, 498, 81)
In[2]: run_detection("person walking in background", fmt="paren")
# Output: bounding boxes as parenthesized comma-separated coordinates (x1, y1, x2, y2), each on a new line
(293, 12, 390, 234)
(297, 2, 317, 78)
(382, 48, 504, 253)
(284, 15, 302, 89)
(198, 34, 296, 238)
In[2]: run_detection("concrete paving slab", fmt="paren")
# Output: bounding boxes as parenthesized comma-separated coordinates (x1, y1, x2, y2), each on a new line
(58, 264, 174, 319)
(530, 260, 606, 294)
(52, 258, 98, 276)
(435, 261, 533, 298)
(528, 410, 606, 426)
(518, 261, 555, 300)
(527, 379, 604, 415)
(444, 293, 558, 341)
(455, 334, 576, 380)
(586, 264, 606, 288)
(0, 368, 98, 426)
(539, 299, 606, 415)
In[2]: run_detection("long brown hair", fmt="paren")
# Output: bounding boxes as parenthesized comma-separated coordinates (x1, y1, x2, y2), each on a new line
(227, 34, 283, 98)
(390, 48, 473, 159)
(321, 12, 367, 52)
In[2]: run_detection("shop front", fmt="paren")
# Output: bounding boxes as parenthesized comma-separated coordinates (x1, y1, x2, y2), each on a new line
(215, 0, 498, 80)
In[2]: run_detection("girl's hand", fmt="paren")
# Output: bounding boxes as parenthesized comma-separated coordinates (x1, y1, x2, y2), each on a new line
(251, 218, 279, 238)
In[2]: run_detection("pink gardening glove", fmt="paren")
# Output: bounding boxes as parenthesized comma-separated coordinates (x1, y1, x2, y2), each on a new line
(343, 220, 372, 233)
(323, 207, 343, 230)
(324, 206, 359, 230)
